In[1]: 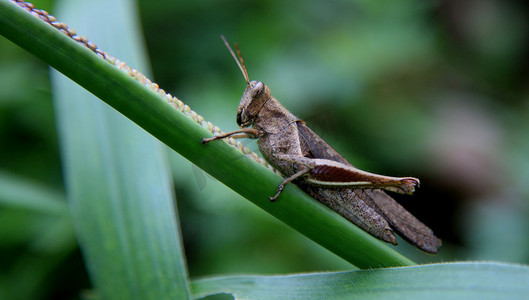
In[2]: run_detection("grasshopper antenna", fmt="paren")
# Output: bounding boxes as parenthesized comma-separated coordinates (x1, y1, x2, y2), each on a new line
(221, 35, 250, 84)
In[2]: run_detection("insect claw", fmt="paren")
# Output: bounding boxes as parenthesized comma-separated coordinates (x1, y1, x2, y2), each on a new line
(400, 177, 420, 193)
(269, 187, 283, 202)
(269, 183, 287, 202)
(202, 135, 225, 144)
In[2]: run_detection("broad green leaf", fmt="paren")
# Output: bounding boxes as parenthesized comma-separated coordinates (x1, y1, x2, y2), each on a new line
(51, 0, 190, 299)
(191, 262, 529, 300)
(0, 0, 412, 268)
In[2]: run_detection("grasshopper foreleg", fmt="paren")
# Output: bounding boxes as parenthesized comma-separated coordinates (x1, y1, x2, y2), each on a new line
(201, 128, 261, 144)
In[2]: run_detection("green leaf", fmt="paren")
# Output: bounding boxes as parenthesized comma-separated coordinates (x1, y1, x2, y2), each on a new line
(0, 170, 66, 214)
(191, 262, 529, 300)
(50, 0, 190, 299)
(0, 0, 412, 268)
(0, 171, 76, 300)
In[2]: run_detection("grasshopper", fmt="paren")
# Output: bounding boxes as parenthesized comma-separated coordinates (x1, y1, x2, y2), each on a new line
(202, 36, 441, 254)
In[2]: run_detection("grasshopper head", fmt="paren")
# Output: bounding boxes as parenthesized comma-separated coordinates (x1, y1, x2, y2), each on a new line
(219, 36, 271, 127)
(237, 80, 271, 127)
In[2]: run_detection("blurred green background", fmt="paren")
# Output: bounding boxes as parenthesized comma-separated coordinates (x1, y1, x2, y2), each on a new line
(2, 0, 529, 298)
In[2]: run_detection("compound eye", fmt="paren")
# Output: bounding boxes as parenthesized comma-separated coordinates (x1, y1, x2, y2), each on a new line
(251, 81, 265, 98)
(236, 111, 242, 126)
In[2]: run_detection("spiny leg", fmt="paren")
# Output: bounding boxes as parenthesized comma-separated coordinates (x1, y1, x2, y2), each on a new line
(275, 154, 419, 194)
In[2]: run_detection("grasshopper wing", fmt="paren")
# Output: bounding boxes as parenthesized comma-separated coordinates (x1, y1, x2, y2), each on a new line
(360, 189, 441, 253)
(296, 121, 350, 164)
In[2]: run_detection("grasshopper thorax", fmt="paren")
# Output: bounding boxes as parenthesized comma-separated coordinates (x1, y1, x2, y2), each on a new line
(237, 80, 271, 127)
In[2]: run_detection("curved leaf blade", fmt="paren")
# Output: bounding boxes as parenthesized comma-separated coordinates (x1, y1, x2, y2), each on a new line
(191, 262, 529, 300)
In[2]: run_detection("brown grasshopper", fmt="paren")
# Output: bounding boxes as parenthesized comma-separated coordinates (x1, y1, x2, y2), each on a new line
(202, 36, 441, 254)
